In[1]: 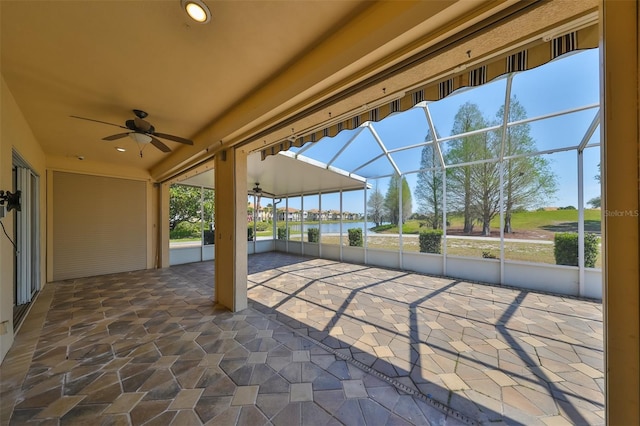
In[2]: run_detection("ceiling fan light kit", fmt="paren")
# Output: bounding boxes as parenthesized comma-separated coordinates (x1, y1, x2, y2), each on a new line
(181, 0, 211, 24)
(129, 132, 152, 144)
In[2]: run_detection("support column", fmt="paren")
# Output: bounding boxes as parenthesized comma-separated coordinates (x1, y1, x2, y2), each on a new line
(214, 148, 248, 311)
(157, 182, 170, 268)
(601, 1, 640, 424)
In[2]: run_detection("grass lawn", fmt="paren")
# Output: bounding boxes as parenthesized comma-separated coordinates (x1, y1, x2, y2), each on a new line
(310, 233, 602, 268)
(373, 209, 601, 238)
(169, 237, 200, 243)
(489, 209, 601, 233)
(172, 210, 603, 267)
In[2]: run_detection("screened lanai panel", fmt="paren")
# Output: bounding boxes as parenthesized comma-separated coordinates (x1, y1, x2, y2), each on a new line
(291, 127, 361, 164)
(440, 129, 502, 166)
(547, 150, 579, 210)
(502, 149, 580, 264)
(286, 196, 302, 242)
(583, 146, 601, 209)
(302, 194, 319, 243)
(509, 109, 598, 154)
(329, 128, 384, 172)
(428, 77, 507, 139)
(407, 168, 444, 229)
(353, 155, 397, 178)
(389, 145, 440, 174)
(585, 123, 601, 147)
(320, 192, 340, 245)
(365, 176, 399, 249)
(510, 49, 600, 119)
(370, 108, 430, 151)
(261, 21, 599, 161)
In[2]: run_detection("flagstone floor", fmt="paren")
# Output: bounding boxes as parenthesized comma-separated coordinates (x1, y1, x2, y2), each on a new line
(0, 252, 603, 425)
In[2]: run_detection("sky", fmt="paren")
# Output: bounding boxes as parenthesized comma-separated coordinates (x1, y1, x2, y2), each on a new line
(277, 49, 601, 214)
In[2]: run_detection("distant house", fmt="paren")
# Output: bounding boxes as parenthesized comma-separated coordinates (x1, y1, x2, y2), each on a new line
(324, 210, 358, 221)
(248, 202, 268, 222)
(344, 212, 362, 220)
(277, 207, 303, 221)
(307, 209, 328, 221)
(275, 208, 361, 222)
(326, 210, 340, 220)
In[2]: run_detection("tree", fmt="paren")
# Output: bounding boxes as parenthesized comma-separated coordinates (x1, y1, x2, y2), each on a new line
(499, 98, 557, 233)
(587, 196, 601, 209)
(264, 203, 274, 221)
(445, 102, 487, 233)
(202, 188, 215, 229)
(169, 185, 204, 230)
(470, 130, 501, 236)
(402, 178, 413, 224)
(367, 187, 386, 226)
(443, 99, 555, 236)
(169, 185, 214, 231)
(587, 163, 601, 209)
(415, 131, 443, 229)
(384, 174, 412, 225)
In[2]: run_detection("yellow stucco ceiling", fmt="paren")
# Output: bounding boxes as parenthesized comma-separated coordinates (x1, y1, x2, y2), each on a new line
(1, 0, 524, 177)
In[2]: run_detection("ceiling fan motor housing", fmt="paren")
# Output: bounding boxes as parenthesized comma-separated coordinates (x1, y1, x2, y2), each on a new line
(126, 119, 154, 134)
(133, 109, 148, 119)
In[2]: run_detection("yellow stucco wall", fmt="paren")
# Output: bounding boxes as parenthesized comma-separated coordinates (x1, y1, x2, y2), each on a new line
(0, 76, 160, 363)
(0, 75, 47, 361)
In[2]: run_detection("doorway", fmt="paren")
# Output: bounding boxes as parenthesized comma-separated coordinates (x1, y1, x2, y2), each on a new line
(12, 152, 40, 328)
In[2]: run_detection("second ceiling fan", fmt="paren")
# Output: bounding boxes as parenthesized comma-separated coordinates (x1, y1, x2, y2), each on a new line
(249, 182, 276, 198)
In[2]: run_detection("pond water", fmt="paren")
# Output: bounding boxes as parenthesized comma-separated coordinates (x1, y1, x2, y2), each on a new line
(287, 221, 380, 234)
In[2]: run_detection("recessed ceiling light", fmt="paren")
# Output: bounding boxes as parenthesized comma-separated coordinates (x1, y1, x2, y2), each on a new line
(181, 0, 211, 24)
(116, 147, 126, 152)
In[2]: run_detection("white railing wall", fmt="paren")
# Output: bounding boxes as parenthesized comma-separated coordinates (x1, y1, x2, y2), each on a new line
(268, 182, 603, 300)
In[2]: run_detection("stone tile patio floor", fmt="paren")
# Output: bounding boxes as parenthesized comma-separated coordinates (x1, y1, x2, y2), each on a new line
(0, 252, 603, 425)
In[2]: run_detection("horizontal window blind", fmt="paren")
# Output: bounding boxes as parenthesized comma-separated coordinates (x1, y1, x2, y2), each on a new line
(52, 171, 146, 281)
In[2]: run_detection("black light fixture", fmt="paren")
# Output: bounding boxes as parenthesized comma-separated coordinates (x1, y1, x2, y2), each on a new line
(0, 190, 21, 212)
(181, 0, 211, 24)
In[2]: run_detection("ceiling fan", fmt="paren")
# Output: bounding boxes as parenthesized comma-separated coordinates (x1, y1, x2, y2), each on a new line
(249, 182, 276, 198)
(70, 109, 193, 156)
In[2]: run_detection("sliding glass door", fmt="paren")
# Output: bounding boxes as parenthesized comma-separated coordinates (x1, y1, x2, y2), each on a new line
(13, 153, 39, 321)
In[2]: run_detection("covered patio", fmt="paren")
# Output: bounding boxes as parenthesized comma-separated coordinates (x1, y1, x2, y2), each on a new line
(1, 253, 603, 425)
(2, 0, 638, 423)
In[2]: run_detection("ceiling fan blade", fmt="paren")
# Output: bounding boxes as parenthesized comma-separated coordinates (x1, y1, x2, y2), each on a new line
(153, 132, 194, 145)
(134, 117, 153, 132)
(249, 189, 277, 198)
(102, 133, 130, 141)
(70, 115, 128, 129)
(150, 136, 172, 153)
